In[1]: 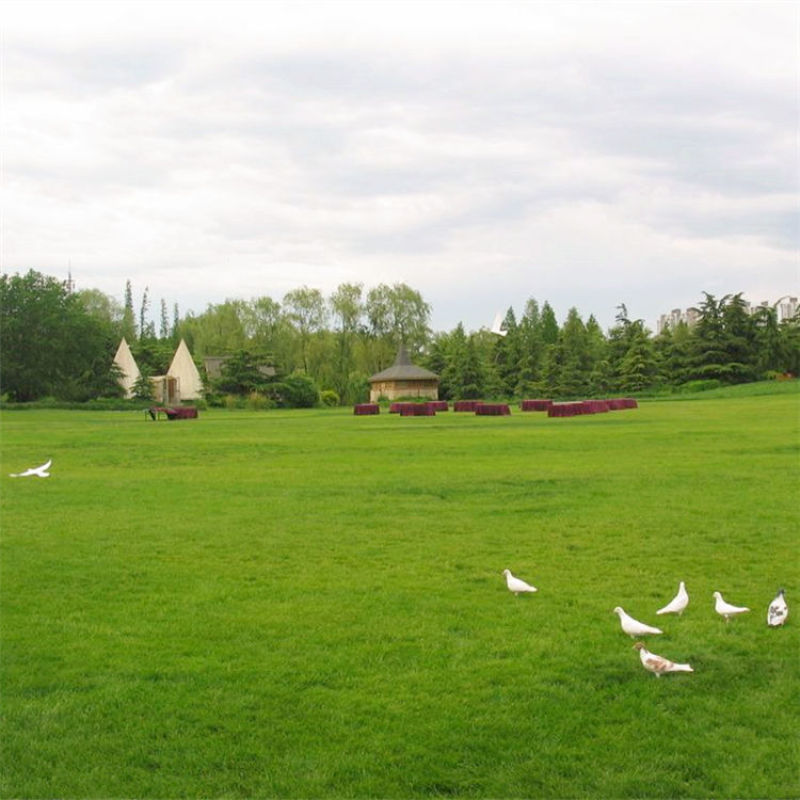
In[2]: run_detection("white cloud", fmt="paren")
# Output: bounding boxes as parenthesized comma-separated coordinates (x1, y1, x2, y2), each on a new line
(1, 0, 797, 332)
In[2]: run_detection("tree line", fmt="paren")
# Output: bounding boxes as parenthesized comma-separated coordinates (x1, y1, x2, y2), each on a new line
(1, 269, 797, 404)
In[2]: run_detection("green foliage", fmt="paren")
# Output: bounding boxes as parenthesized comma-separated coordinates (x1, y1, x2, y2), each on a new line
(131, 371, 155, 402)
(680, 379, 723, 393)
(366, 282, 432, 356)
(0, 270, 119, 402)
(132, 339, 173, 376)
(3, 269, 794, 409)
(1, 392, 797, 798)
(319, 389, 340, 407)
(214, 350, 271, 395)
(283, 286, 328, 374)
(274, 372, 320, 408)
(440, 323, 484, 400)
(343, 372, 370, 405)
(245, 391, 274, 411)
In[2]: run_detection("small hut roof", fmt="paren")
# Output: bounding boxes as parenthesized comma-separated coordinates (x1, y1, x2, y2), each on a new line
(368, 345, 438, 383)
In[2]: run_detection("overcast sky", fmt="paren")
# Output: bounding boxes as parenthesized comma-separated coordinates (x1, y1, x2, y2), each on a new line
(2, 0, 797, 333)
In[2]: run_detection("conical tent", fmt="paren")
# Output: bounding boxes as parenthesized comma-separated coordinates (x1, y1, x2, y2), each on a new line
(167, 339, 203, 401)
(112, 338, 141, 398)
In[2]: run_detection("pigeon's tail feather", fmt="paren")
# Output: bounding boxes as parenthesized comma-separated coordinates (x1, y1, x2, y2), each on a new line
(671, 663, 693, 673)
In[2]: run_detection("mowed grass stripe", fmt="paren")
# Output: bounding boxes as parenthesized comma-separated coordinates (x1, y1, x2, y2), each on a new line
(1, 389, 798, 798)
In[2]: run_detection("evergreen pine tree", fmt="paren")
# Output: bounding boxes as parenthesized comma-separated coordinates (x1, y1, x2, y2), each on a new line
(160, 298, 170, 340)
(516, 299, 545, 396)
(122, 280, 137, 341)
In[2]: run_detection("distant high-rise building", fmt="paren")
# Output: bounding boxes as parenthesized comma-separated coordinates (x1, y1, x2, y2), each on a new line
(657, 296, 797, 333)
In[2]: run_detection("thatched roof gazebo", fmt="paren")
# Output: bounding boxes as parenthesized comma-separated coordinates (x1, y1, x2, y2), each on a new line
(368, 345, 439, 403)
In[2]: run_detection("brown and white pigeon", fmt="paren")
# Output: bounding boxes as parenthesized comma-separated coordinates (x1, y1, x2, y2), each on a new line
(713, 591, 750, 621)
(767, 589, 788, 627)
(613, 607, 663, 637)
(502, 569, 537, 595)
(633, 642, 693, 677)
(656, 581, 689, 616)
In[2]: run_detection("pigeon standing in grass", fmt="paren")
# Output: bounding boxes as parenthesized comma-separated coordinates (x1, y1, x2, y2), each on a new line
(633, 642, 693, 677)
(502, 569, 537, 595)
(656, 581, 689, 616)
(613, 607, 663, 637)
(767, 589, 788, 627)
(713, 591, 750, 621)
(9, 459, 51, 478)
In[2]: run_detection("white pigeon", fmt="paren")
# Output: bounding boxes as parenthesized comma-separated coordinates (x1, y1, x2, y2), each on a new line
(767, 589, 788, 627)
(633, 642, 693, 677)
(9, 459, 51, 478)
(490, 312, 508, 337)
(656, 581, 689, 616)
(502, 569, 537, 595)
(713, 591, 750, 621)
(613, 607, 663, 637)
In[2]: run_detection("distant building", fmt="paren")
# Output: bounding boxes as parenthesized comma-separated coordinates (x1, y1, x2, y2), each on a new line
(368, 345, 439, 403)
(657, 296, 798, 334)
(204, 356, 276, 381)
(656, 307, 701, 334)
(749, 296, 798, 322)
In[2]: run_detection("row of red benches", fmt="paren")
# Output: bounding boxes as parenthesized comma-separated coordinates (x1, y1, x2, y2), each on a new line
(354, 398, 638, 416)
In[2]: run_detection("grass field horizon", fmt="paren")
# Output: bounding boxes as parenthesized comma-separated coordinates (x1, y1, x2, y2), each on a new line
(1, 383, 798, 798)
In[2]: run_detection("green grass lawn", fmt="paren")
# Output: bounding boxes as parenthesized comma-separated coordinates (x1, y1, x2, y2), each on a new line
(1, 385, 798, 798)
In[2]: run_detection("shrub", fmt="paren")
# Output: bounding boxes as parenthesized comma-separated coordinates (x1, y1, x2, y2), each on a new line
(132, 373, 155, 402)
(274, 374, 320, 408)
(246, 392, 274, 411)
(319, 390, 340, 407)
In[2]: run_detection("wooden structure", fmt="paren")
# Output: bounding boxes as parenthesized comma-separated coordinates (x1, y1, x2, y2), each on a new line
(368, 346, 439, 403)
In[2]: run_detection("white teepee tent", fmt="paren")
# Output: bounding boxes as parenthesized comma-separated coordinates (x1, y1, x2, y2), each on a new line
(112, 338, 141, 398)
(167, 339, 203, 401)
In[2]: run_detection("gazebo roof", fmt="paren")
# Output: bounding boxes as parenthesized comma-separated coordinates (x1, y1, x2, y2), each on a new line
(368, 345, 439, 383)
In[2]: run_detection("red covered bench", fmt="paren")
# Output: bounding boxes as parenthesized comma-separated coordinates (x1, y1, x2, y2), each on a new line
(147, 406, 198, 420)
(475, 403, 511, 416)
(606, 398, 639, 410)
(399, 403, 436, 416)
(521, 399, 553, 411)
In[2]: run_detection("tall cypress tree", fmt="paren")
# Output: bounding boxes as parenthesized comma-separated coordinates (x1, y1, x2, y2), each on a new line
(516, 298, 545, 396)
(493, 307, 521, 397)
(721, 293, 757, 382)
(121, 280, 137, 341)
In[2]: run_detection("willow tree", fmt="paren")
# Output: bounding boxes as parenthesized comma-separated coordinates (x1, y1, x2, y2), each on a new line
(329, 282, 364, 402)
(365, 283, 431, 370)
(283, 286, 328, 375)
